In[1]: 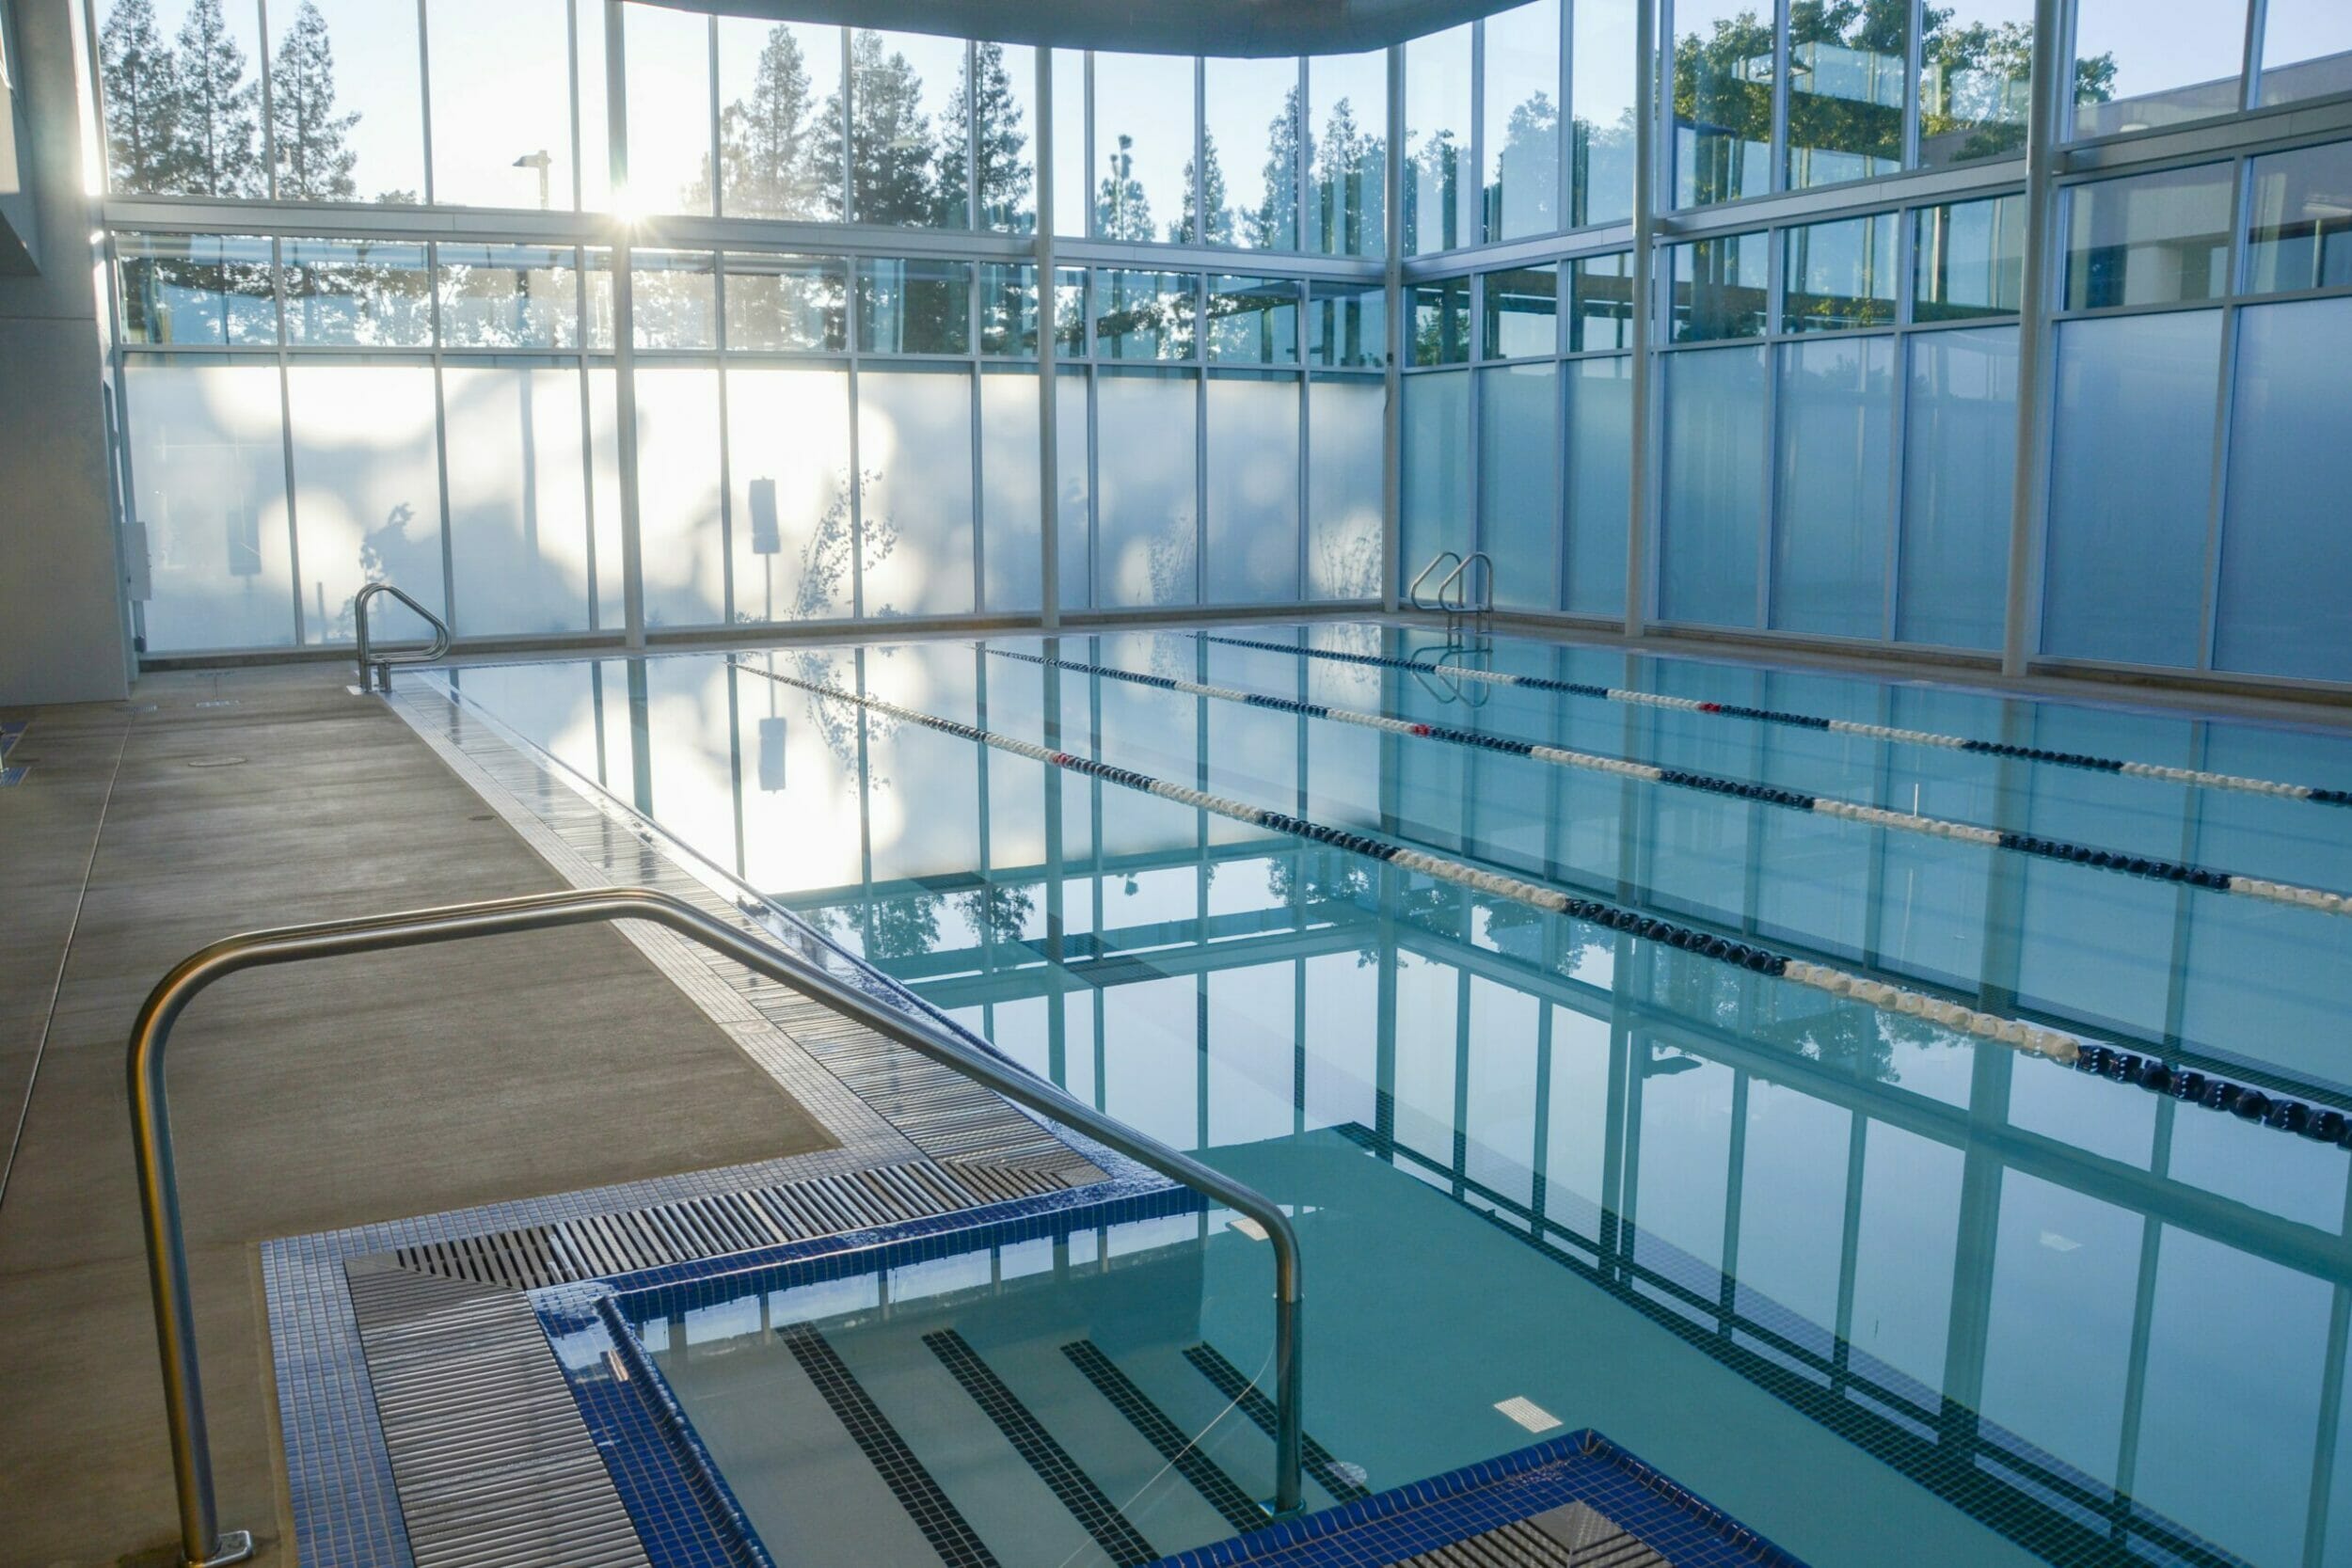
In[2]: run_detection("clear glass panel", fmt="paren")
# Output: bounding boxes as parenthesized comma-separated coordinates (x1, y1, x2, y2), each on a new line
(974, 42, 1039, 232)
(1568, 252, 1634, 351)
(1913, 195, 2026, 321)
(1572, 0, 1638, 225)
(1405, 24, 1474, 253)
(1772, 335, 1895, 639)
(633, 249, 717, 349)
(978, 370, 1041, 612)
(1669, 231, 1769, 341)
(1096, 369, 1198, 607)
(726, 364, 852, 623)
(1919, 0, 2033, 166)
(1564, 355, 1631, 616)
(2214, 296, 2352, 681)
(1093, 52, 1193, 242)
(2259, 0, 2352, 104)
(724, 254, 847, 352)
(1400, 368, 1470, 588)
(270, 0, 421, 200)
(1053, 266, 1087, 356)
(2042, 310, 2221, 668)
(1782, 213, 1897, 332)
(633, 364, 725, 626)
(427, 0, 570, 208)
(1207, 277, 1300, 364)
(100, 0, 263, 196)
(1094, 269, 1194, 360)
(1204, 55, 1302, 249)
(1786, 0, 1908, 189)
(856, 258, 972, 354)
(978, 263, 1040, 357)
(280, 237, 431, 346)
(1307, 49, 1388, 257)
(1482, 264, 1558, 358)
(116, 232, 276, 345)
(122, 359, 294, 649)
(714, 19, 842, 220)
(1051, 48, 1086, 238)
(441, 365, 591, 634)
(1204, 377, 1301, 602)
(1054, 367, 1090, 608)
(625, 7, 712, 214)
(2244, 140, 2352, 294)
(437, 244, 580, 348)
(1898, 326, 2016, 650)
(1479, 361, 1558, 610)
(860, 367, 976, 617)
(284, 361, 444, 643)
(1410, 277, 1470, 365)
(1485, 0, 1561, 241)
(1308, 281, 1385, 368)
(1307, 375, 1383, 598)
(2062, 165, 2233, 309)
(847, 30, 967, 227)
(2073, 0, 2249, 138)
(1660, 343, 1767, 626)
(1673, 0, 1773, 207)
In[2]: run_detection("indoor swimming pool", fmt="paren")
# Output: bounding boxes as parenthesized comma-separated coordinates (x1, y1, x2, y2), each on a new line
(429, 624, 2352, 1568)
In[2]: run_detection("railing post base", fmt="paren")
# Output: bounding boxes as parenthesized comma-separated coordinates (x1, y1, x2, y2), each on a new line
(188, 1528, 254, 1566)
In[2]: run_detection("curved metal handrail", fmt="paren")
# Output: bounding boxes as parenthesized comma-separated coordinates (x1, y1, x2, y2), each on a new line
(1431, 550, 1493, 615)
(1406, 549, 1461, 612)
(129, 888, 1306, 1567)
(352, 582, 451, 693)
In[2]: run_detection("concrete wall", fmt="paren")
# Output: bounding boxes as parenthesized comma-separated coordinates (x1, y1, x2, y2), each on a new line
(0, 0, 129, 705)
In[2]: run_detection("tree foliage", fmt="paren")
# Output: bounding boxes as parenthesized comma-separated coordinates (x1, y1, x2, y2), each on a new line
(271, 0, 357, 201)
(170, 0, 262, 197)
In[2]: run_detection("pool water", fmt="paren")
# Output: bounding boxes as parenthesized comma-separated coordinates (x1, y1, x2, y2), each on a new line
(440, 624, 2352, 1568)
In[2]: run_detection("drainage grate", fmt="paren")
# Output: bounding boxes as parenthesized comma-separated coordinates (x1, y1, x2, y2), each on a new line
(1402, 1503, 1666, 1566)
(391, 1158, 1075, 1290)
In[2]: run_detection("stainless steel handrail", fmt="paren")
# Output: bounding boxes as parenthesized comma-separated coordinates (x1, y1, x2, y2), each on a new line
(1431, 549, 1493, 615)
(129, 887, 1307, 1566)
(1406, 549, 1461, 612)
(352, 582, 452, 693)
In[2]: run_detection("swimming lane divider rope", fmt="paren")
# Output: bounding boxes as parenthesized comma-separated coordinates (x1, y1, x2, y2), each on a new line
(1199, 633, 2352, 810)
(729, 659, 2352, 1150)
(987, 647, 2352, 920)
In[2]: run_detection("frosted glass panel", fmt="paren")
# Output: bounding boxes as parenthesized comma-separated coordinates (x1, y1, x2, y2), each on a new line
(859, 369, 976, 618)
(1772, 336, 1894, 640)
(1307, 377, 1383, 600)
(1400, 369, 1470, 594)
(589, 369, 625, 628)
(285, 363, 443, 644)
(1055, 370, 1092, 611)
(2042, 311, 2220, 668)
(726, 365, 852, 623)
(1096, 371, 1197, 607)
(442, 366, 591, 635)
(123, 361, 294, 651)
(2215, 297, 2352, 681)
(1660, 345, 1766, 627)
(980, 372, 1042, 614)
(1204, 378, 1301, 604)
(1479, 362, 1558, 610)
(1564, 356, 1631, 617)
(1899, 327, 2016, 650)
(632, 365, 725, 627)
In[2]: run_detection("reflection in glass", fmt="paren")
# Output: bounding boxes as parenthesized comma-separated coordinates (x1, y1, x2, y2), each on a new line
(1899, 327, 2016, 650)
(1484, 0, 1560, 241)
(1308, 281, 1385, 369)
(427, 0, 570, 208)
(714, 19, 841, 221)
(1410, 277, 1470, 366)
(1097, 369, 1199, 607)
(1093, 52, 1194, 242)
(442, 366, 592, 634)
(856, 258, 973, 354)
(121, 360, 294, 650)
(1207, 277, 1300, 364)
(1673, 0, 1772, 208)
(437, 245, 580, 348)
(1204, 55, 1302, 250)
(286, 362, 444, 642)
(978, 263, 1040, 356)
(1913, 196, 2025, 321)
(1094, 269, 1194, 360)
(1405, 25, 1474, 254)
(1660, 343, 1768, 626)
(1919, 0, 2032, 166)
(973, 42, 1039, 232)
(849, 30, 968, 228)
(632, 249, 717, 349)
(116, 232, 277, 345)
(1669, 231, 1768, 341)
(725, 365, 852, 623)
(2244, 140, 2352, 294)
(2062, 165, 2234, 309)
(1572, 0, 1638, 225)
(1782, 213, 1897, 332)
(1308, 377, 1384, 598)
(1567, 252, 1634, 351)
(1205, 377, 1302, 603)
(2073, 0, 2248, 138)
(1053, 267, 1087, 356)
(278, 0, 424, 201)
(1772, 335, 1895, 639)
(1785, 0, 1907, 189)
(1308, 50, 1388, 257)
(724, 254, 847, 353)
(861, 367, 977, 617)
(1482, 265, 1558, 358)
(280, 237, 431, 346)
(2260, 0, 2352, 104)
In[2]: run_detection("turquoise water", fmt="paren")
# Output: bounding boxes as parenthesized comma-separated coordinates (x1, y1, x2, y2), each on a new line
(442, 625, 2352, 1568)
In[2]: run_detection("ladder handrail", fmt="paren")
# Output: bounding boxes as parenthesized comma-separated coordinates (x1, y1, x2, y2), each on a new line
(1406, 549, 1462, 612)
(352, 582, 452, 693)
(1431, 550, 1493, 614)
(128, 888, 1306, 1567)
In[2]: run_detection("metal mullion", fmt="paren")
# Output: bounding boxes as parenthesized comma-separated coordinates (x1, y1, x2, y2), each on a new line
(1758, 235, 1784, 630)
(255, 0, 277, 199)
(1296, 56, 1311, 255)
(1470, 19, 1486, 248)
(417, 0, 436, 205)
(575, 245, 601, 632)
(965, 39, 981, 231)
(567, 0, 583, 211)
(1084, 53, 1096, 242)
(1625, 0, 1659, 635)
(706, 18, 721, 218)
(847, 331, 866, 622)
(1191, 55, 1206, 244)
(270, 235, 307, 644)
(713, 250, 736, 626)
(1904, 0, 1924, 170)
(427, 241, 456, 634)
(841, 28, 854, 222)
(2197, 158, 2253, 673)
(1383, 43, 1405, 611)
(1295, 285, 1310, 601)
(1553, 261, 1570, 610)
(968, 308, 985, 615)
(1885, 228, 1919, 641)
(1771, 0, 1791, 196)
(1557, 0, 1572, 232)
(2242, 0, 2270, 114)
(1195, 275, 1208, 605)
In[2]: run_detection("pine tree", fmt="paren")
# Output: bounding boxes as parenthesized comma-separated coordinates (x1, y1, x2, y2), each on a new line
(722, 25, 826, 220)
(1093, 133, 1153, 241)
(1311, 96, 1384, 257)
(1244, 86, 1302, 250)
(171, 0, 262, 198)
(827, 31, 935, 226)
(938, 40, 1030, 230)
(1176, 128, 1232, 244)
(270, 0, 358, 201)
(100, 0, 181, 195)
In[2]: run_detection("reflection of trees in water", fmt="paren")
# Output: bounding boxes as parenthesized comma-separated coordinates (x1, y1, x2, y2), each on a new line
(866, 887, 944, 959)
(957, 881, 1036, 947)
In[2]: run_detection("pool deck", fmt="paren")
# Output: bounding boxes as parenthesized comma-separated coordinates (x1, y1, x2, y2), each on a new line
(0, 665, 837, 1566)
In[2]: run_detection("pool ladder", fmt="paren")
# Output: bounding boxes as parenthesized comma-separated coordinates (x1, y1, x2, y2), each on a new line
(1407, 549, 1494, 642)
(352, 582, 451, 694)
(125, 886, 1308, 1566)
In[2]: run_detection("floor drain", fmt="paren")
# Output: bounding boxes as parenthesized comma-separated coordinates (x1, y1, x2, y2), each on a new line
(186, 756, 248, 768)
